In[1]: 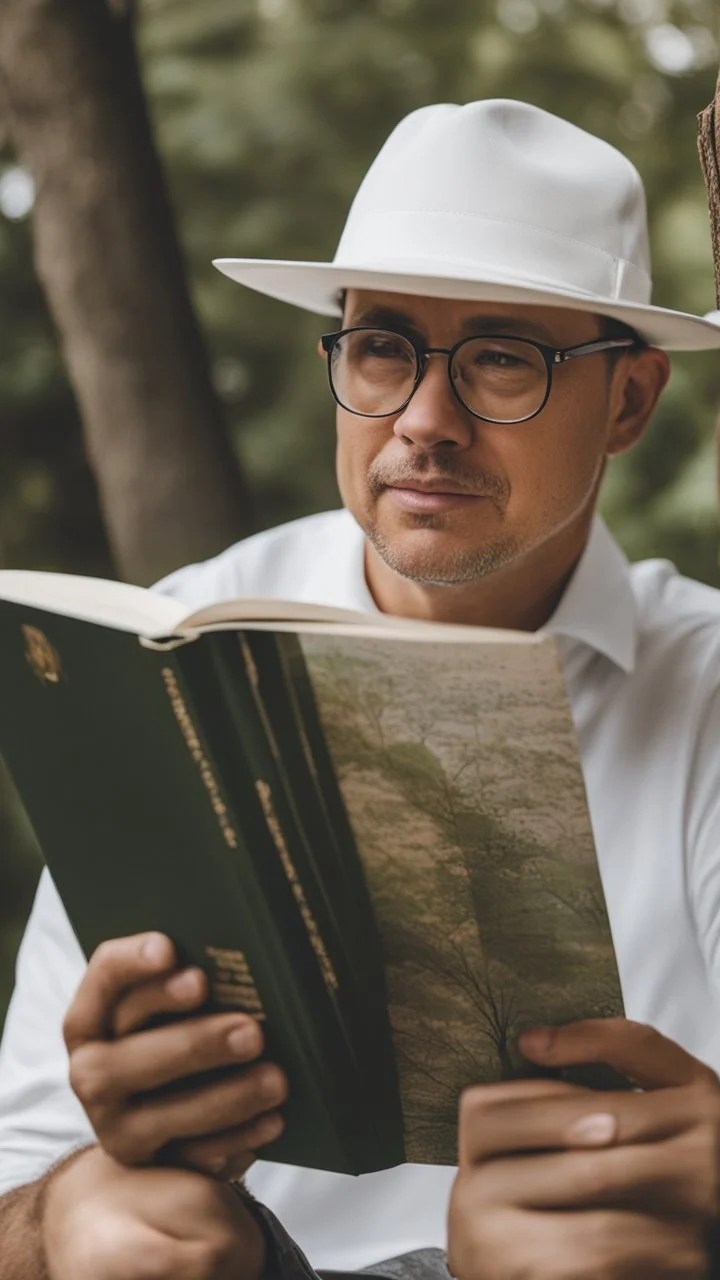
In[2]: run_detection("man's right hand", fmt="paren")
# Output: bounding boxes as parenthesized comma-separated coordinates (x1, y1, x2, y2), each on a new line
(63, 931, 288, 1178)
(42, 1143, 267, 1280)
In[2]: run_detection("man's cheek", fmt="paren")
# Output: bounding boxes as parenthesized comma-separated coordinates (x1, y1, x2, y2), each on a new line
(335, 447, 371, 518)
(337, 437, 377, 498)
(510, 450, 593, 527)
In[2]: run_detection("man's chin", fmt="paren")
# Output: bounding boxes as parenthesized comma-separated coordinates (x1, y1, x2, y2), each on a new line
(365, 523, 517, 587)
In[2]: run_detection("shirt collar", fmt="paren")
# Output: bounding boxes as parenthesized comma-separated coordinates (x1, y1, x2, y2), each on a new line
(344, 508, 637, 674)
(544, 515, 637, 674)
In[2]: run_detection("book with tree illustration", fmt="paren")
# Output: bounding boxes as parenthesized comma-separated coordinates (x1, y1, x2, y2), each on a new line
(0, 570, 623, 1176)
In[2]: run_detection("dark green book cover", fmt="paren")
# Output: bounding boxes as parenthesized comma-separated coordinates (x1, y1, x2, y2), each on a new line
(214, 630, 396, 1110)
(0, 600, 402, 1174)
(0, 572, 624, 1172)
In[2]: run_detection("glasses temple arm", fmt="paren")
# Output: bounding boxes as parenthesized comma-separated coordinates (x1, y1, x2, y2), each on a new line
(556, 338, 641, 364)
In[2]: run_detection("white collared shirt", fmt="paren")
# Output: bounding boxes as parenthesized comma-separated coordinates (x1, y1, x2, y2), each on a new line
(2, 509, 720, 1272)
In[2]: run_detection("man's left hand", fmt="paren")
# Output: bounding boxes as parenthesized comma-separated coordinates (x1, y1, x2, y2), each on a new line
(447, 1019, 720, 1279)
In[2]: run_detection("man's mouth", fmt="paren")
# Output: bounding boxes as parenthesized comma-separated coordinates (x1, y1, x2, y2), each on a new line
(383, 481, 487, 512)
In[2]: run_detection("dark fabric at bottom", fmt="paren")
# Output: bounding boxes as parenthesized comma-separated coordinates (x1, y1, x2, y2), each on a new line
(321, 1246, 450, 1278)
(252, 1200, 450, 1279)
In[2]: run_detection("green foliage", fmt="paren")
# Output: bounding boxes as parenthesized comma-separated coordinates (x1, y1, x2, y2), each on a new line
(2, 0, 719, 569)
(137, 0, 720, 572)
(2, 0, 720, 1027)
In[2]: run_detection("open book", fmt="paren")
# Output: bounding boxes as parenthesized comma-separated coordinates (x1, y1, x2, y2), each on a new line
(0, 570, 623, 1175)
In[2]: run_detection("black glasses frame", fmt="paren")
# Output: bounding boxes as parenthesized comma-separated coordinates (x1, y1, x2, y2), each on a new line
(320, 327, 643, 424)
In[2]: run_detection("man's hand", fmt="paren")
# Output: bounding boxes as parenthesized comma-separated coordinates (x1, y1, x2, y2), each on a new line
(447, 1019, 720, 1279)
(42, 1143, 266, 1280)
(64, 931, 287, 1178)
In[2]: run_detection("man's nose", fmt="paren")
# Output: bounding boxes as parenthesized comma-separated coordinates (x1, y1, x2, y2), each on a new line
(392, 354, 475, 449)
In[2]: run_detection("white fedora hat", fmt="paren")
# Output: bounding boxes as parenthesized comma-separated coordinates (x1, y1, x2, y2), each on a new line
(214, 99, 720, 351)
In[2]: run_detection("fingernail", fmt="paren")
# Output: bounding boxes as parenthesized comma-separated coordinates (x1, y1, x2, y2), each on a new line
(207, 1154, 228, 1176)
(166, 969, 202, 1000)
(142, 933, 169, 965)
(228, 1024, 259, 1057)
(518, 1027, 554, 1056)
(568, 1112, 617, 1146)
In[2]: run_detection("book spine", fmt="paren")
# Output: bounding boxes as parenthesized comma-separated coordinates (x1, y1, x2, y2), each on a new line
(237, 630, 380, 992)
(199, 630, 403, 1166)
(270, 632, 388, 987)
(174, 636, 402, 1172)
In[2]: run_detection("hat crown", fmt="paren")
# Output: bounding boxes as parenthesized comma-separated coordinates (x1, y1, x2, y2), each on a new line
(335, 100, 652, 305)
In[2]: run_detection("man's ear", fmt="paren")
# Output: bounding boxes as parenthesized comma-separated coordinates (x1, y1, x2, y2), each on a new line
(605, 346, 670, 458)
(317, 338, 327, 358)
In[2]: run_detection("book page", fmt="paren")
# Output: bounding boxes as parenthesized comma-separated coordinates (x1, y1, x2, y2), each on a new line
(179, 598, 395, 630)
(295, 631, 623, 1165)
(179, 600, 540, 646)
(0, 570, 540, 648)
(0, 570, 186, 635)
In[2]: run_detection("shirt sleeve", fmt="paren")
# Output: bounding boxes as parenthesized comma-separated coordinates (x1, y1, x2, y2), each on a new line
(687, 673, 720, 1001)
(0, 868, 94, 1195)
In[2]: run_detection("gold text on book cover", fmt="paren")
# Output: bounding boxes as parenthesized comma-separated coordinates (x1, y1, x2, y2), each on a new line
(255, 778, 339, 992)
(22, 625, 65, 686)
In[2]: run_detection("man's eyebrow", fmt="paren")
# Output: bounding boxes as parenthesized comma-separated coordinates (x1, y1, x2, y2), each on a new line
(344, 305, 425, 337)
(460, 314, 558, 345)
(342, 306, 562, 346)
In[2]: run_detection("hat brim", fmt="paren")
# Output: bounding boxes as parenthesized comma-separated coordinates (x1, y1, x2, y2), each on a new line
(213, 257, 720, 352)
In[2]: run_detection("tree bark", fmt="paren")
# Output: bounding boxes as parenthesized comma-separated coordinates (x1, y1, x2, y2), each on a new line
(0, 0, 250, 585)
(698, 76, 720, 502)
(698, 80, 720, 308)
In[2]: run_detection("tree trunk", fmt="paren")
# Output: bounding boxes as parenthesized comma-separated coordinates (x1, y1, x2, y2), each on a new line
(0, 0, 250, 585)
(698, 79, 720, 504)
(698, 80, 720, 308)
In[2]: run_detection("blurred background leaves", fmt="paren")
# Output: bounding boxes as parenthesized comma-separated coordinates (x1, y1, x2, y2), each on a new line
(1, 0, 719, 1022)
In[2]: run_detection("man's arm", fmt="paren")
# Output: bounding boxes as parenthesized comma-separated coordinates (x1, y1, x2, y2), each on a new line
(0, 1175, 50, 1280)
(0, 1146, 97, 1280)
(0, 1144, 268, 1280)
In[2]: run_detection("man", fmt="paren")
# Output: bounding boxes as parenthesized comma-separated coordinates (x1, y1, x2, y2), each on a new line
(2, 98, 720, 1280)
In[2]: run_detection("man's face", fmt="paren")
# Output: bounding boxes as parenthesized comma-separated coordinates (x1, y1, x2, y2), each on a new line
(331, 290, 638, 588)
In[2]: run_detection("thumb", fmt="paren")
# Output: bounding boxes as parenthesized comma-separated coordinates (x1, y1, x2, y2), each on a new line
(517, 1018, 716, 1090)
(63, 932, 176, 1051)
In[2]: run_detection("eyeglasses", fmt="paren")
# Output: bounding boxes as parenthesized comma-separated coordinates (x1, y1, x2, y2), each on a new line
(320, 327, 642, 425)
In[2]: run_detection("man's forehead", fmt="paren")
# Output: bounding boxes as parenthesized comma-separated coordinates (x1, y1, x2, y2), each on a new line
(343, 288, 602, 344)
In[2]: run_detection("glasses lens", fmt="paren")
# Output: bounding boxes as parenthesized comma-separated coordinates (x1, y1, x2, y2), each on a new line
(329, 329, 417, 416)
(451, 337, 548, 423)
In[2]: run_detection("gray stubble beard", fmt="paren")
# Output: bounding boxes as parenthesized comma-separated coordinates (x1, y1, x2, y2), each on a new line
(363, 514, 520, 587)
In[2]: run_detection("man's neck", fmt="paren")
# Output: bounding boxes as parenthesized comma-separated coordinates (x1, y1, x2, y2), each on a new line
(363, 515, 595, 632)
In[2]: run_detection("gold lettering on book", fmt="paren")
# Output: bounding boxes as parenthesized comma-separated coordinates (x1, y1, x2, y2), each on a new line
(22, 625, 65, 686)
(297, 721, 320, 786)
(205, 946, 267, 1019)
(161, 667, 238, 850)
(255, 778, 339, 992)
(238, 634, 259, 691)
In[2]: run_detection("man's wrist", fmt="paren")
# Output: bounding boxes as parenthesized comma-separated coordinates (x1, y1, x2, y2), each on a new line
(39, 1144, 98, 1271)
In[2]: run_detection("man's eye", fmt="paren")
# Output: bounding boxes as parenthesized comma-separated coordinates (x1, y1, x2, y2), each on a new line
(364, 339, 409, 359)
(474, 349, 525, 368)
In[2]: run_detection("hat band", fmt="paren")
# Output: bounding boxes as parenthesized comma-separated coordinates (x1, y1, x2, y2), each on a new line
(335, 210, 652, 306)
